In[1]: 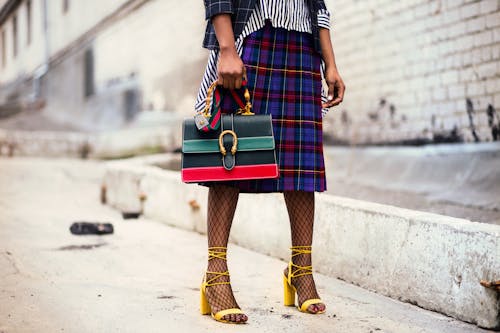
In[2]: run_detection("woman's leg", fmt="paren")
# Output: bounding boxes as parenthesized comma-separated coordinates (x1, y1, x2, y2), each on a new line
(283, 191, 326, 313)
(204, 184, 248, 323)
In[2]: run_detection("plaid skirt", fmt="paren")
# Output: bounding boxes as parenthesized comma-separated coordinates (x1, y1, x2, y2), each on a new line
(200, 22, 326, 193)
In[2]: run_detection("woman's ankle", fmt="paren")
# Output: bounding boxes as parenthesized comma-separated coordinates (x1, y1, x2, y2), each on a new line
(291, 253, 312, 267)
(207, 258, 228, 271)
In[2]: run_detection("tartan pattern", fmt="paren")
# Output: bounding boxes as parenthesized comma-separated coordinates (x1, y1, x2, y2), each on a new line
(202, 0, 329, 55)
(200, 22, 326, 193)
(204, 0, 234, 20)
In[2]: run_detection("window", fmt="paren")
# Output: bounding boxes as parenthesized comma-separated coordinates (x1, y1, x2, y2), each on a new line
(62, 0, 69, 14)
(27, 0, 32, 45)
(84, 48, 95, 97)
(1, 30, 5, 68)
(12, 14, 18, 57)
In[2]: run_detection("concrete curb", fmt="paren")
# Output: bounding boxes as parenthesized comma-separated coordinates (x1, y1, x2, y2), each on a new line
(102, 156, 500, 329)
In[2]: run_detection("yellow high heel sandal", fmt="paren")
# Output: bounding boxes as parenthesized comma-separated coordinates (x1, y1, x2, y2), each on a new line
(200, 246, 245, 324)
(283, 245, 325, 314)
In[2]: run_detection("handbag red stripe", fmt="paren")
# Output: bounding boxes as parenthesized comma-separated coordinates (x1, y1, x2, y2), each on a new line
(182, 164, 279, 183)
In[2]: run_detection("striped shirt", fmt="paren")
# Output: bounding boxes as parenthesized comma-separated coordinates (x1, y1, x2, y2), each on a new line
(195, 0, 332, 116)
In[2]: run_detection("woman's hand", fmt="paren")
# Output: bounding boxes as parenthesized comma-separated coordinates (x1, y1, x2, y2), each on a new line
(218, 46, 245, 90)
(322, 67, 345, 108)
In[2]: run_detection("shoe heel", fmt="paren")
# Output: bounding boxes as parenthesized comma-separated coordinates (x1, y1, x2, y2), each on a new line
(200, 285, 211, 315)
(283, 275, 295, 306)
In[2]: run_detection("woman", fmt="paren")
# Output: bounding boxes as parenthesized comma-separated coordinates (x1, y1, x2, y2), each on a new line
(196, 0, 345, 324)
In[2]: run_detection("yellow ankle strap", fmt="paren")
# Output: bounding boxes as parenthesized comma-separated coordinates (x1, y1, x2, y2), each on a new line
(208, 246, 227, 261)
(289, 245, 313, 279)
(205, 246, 230, 288)
(290, 245, 312, 257)
(205, 270, 230, 287)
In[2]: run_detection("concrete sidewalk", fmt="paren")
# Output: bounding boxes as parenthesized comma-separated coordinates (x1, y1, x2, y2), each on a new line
(0, 157, 491, 333)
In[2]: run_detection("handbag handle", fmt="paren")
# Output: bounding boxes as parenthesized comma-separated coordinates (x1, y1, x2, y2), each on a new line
(202, 77, 254, 118)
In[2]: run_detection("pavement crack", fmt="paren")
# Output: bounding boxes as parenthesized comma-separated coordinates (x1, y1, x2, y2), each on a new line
(1, 250, 21, 278)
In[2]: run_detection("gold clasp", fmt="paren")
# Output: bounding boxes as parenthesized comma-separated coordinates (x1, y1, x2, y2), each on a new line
(219, 130, 238, 156)
(237, 88, 254, 115)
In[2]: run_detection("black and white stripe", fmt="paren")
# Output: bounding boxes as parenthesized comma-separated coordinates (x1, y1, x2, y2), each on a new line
(260, 0, 312, 33)
(196, 0, 331, 116)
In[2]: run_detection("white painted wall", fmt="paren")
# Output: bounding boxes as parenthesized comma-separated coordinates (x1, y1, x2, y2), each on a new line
(323, 0, 500, 144)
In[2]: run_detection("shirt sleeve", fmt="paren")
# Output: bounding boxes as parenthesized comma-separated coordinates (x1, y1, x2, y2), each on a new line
(317, 8, 331, 30)
(204, 0, 234, 20)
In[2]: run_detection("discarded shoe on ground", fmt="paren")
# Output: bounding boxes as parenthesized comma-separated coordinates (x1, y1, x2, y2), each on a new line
(70, 222, 114, 235)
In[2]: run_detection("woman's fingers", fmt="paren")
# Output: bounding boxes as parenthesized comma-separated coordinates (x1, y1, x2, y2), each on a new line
(220, 70, 243, 89)
(322, 68, 346, 109)
(219, 74, 233, 89)
(322, 81, 336, 108)
(334, 79, 345, 104)
(224, 75, 232, 90)
(234, 76, 242, 90)
(322, 78, 345, 108)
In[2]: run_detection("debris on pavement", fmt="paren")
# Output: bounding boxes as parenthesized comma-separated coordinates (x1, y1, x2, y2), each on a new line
(69, 222, 114, 235)
(121, 212, 141, 219)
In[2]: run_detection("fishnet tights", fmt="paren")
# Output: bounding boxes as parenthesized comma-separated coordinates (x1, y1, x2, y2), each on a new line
(204, 184, 247, 323)
(203, 186, 323, 321)
(283, 191, 326, 313)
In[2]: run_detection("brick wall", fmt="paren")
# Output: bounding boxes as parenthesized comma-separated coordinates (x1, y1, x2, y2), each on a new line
(324, 0, 500, 145)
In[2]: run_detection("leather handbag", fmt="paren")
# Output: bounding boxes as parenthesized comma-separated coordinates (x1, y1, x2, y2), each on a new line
(181, 81, 279, 183)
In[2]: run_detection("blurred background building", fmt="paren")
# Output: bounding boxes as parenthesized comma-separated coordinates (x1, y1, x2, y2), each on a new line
(0, 0, 499, 144)
(0, 0, 206, 132)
